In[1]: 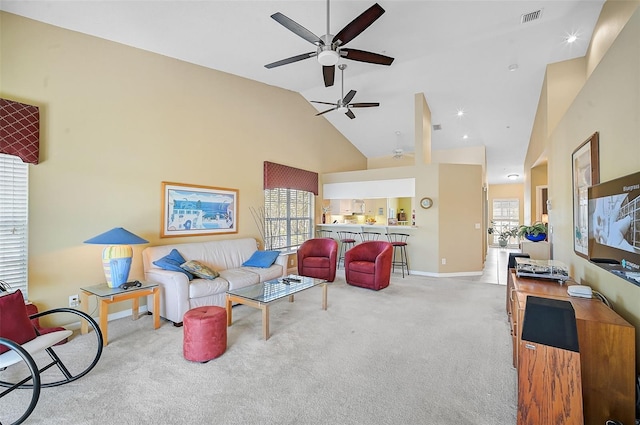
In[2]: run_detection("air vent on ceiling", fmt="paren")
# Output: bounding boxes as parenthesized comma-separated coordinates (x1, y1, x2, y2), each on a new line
(432, 124, 442, 131)
(521, 9, 542, 24)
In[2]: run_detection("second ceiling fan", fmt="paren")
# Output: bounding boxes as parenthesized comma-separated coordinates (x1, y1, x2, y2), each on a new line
(265, 1, 394, 87)
(311, 64, 380, 119)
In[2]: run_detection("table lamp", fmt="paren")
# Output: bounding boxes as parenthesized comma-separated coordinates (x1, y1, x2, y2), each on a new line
(84, 227, 149, 288)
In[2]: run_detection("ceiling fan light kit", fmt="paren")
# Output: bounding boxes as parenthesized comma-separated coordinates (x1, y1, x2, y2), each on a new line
(317, 49, 339, 66)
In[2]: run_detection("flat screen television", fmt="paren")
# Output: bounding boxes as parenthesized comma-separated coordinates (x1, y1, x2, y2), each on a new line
(587, 170, 640, 286)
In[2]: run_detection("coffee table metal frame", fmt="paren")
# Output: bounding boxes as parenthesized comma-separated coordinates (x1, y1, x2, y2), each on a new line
(226, 275, 328, 340)
(80, 281, 160, 346)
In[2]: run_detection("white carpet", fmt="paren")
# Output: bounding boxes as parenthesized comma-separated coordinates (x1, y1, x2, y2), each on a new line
(3, 266, 517, 425)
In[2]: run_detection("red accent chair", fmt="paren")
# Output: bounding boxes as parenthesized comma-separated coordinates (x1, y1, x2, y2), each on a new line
(344, 241, 393, 291)
(297, 238, 338, 282)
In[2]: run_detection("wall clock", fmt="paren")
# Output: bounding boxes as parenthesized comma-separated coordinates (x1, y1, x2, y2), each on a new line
(420, 197, 433, 209)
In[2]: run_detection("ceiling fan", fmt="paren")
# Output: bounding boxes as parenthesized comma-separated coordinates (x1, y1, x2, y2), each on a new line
(264, 1, 394, 87)
(311, 64, 379, 119)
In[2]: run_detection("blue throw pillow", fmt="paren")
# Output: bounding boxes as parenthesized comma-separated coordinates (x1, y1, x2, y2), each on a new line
(153, 249, 194, 280)
(242, 250, 281, 268)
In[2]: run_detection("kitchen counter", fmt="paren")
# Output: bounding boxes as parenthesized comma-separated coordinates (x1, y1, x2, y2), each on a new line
(317, 223, 417, 230)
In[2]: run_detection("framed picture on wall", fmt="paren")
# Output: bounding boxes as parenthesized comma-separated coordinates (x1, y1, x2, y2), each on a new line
(572, 132, 599, 257)
(161, 182, 238, 237)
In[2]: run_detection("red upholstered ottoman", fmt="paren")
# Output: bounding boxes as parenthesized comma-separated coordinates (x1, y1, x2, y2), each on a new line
(183, 306, 227, 363)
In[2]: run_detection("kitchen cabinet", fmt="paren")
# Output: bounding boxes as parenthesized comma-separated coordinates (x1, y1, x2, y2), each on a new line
(329, 199, 359, 215)
(364, 198, 386, 215)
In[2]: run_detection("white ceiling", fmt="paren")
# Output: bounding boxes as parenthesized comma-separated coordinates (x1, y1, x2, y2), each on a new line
(1, 0, 605, 184)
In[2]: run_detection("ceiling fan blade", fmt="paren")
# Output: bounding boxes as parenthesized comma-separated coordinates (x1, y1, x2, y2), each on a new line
(345, 110, 356, 119)
(343, 89, 357, 104)
(341, 48, 394, 65)
(271, 12, 324, 46)
(265, 52, 315, 69)
(332, 3, 385, 46)
(311, 100, 339, 106)
(350, 102, 380, 108)
(323, 65, 335, 87)
(316, 107, 338, 116)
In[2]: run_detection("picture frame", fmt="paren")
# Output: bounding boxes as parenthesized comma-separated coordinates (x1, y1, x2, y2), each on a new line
(572, 132, 599, 257)
(161, 182, 238, 237)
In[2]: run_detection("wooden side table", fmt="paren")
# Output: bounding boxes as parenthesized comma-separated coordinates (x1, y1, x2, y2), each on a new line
(80, 281, 160, 346)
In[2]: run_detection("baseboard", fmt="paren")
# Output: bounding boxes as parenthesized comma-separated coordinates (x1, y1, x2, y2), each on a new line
(65, 305, 149, 331)
(409, 270, 483, 278)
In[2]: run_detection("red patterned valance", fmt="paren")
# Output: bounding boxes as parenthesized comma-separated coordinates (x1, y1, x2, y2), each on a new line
(0, 98, 40, 164)
(264, 161, 318, 195)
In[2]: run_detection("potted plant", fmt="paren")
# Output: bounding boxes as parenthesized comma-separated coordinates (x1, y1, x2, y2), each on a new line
(517, 222, 547, 242)
(488, 223, 518, 247)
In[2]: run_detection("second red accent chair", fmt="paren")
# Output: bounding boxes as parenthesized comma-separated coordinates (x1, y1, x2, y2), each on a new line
(297, 238, 338, 282)
(344, 241, 393, 291)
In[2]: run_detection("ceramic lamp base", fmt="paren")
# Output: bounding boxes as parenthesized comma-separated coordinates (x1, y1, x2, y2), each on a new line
(102, 245, 133, 288)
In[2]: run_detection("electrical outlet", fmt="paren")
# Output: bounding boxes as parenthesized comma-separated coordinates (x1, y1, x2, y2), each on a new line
(290, 258, 294, 266)
(441, 258, 446, 265)
(69, 294, 79, 307)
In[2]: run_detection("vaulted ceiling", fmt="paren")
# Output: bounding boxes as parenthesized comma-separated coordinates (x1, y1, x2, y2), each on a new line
(0, 1, 605, 183)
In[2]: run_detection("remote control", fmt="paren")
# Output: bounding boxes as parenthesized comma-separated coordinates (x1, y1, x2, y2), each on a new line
(119, 280, 142, 290)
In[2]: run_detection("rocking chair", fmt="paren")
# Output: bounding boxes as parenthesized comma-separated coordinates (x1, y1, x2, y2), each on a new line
(0, 290, 103, 424)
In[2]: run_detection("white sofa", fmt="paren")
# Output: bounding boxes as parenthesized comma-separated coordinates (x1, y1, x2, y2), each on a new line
(142, 238, 286, 325)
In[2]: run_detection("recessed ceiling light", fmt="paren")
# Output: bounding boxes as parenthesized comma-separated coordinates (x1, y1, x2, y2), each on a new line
(456, 109, 465, 117)
(508, 64, 519, 71)
(463, 134, 468, 140)
(507, 174, 519, 180)
(566, 34, 578, 43)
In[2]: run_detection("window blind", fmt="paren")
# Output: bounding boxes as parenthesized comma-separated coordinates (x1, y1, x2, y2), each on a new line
(264, 188, 313, 250)
(0, 154, 29, 298)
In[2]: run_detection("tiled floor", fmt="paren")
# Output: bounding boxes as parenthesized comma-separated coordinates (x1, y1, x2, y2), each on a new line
(482, 246, 520, 286)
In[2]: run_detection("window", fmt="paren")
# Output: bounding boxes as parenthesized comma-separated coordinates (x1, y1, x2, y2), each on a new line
(491, 198, 519, 246)
(0, 154, 29, 298)
(264, 188, 313, 251)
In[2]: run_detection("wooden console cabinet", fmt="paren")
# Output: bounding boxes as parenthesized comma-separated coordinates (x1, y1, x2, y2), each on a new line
(508, 271, 636, 425)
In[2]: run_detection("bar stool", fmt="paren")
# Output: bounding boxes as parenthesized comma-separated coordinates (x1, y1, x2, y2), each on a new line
(316, 229, 333, 238)
(337, 231, 358, 268)
(386, 233, 410, 277)
(360, 230, 381, 242)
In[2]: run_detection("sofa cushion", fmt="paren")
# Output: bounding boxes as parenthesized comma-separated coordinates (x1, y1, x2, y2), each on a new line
(242, 265, 284, 283)
(219, 268, 261, 291)
(242, 250, 280, 268)
(189, 277, 230, 299)
(153, 249, 194, 280)
(181, 260, 219, 280)
(0, 290, 38, 355)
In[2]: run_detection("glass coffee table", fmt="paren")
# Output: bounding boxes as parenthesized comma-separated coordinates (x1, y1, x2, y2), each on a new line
(226, 275, 328, 340)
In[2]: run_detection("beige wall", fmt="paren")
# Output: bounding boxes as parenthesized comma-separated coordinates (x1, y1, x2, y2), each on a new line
(0, 12, 367, 318)
(322, 162, 484, 275)
(586, 0, 640, 77)
(529, 164, 548, 222)
(414, 93, 432, 166)
(488, 183, 525, 225)
(438, 164, 483, 273)
(546, 5, 640, 367)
